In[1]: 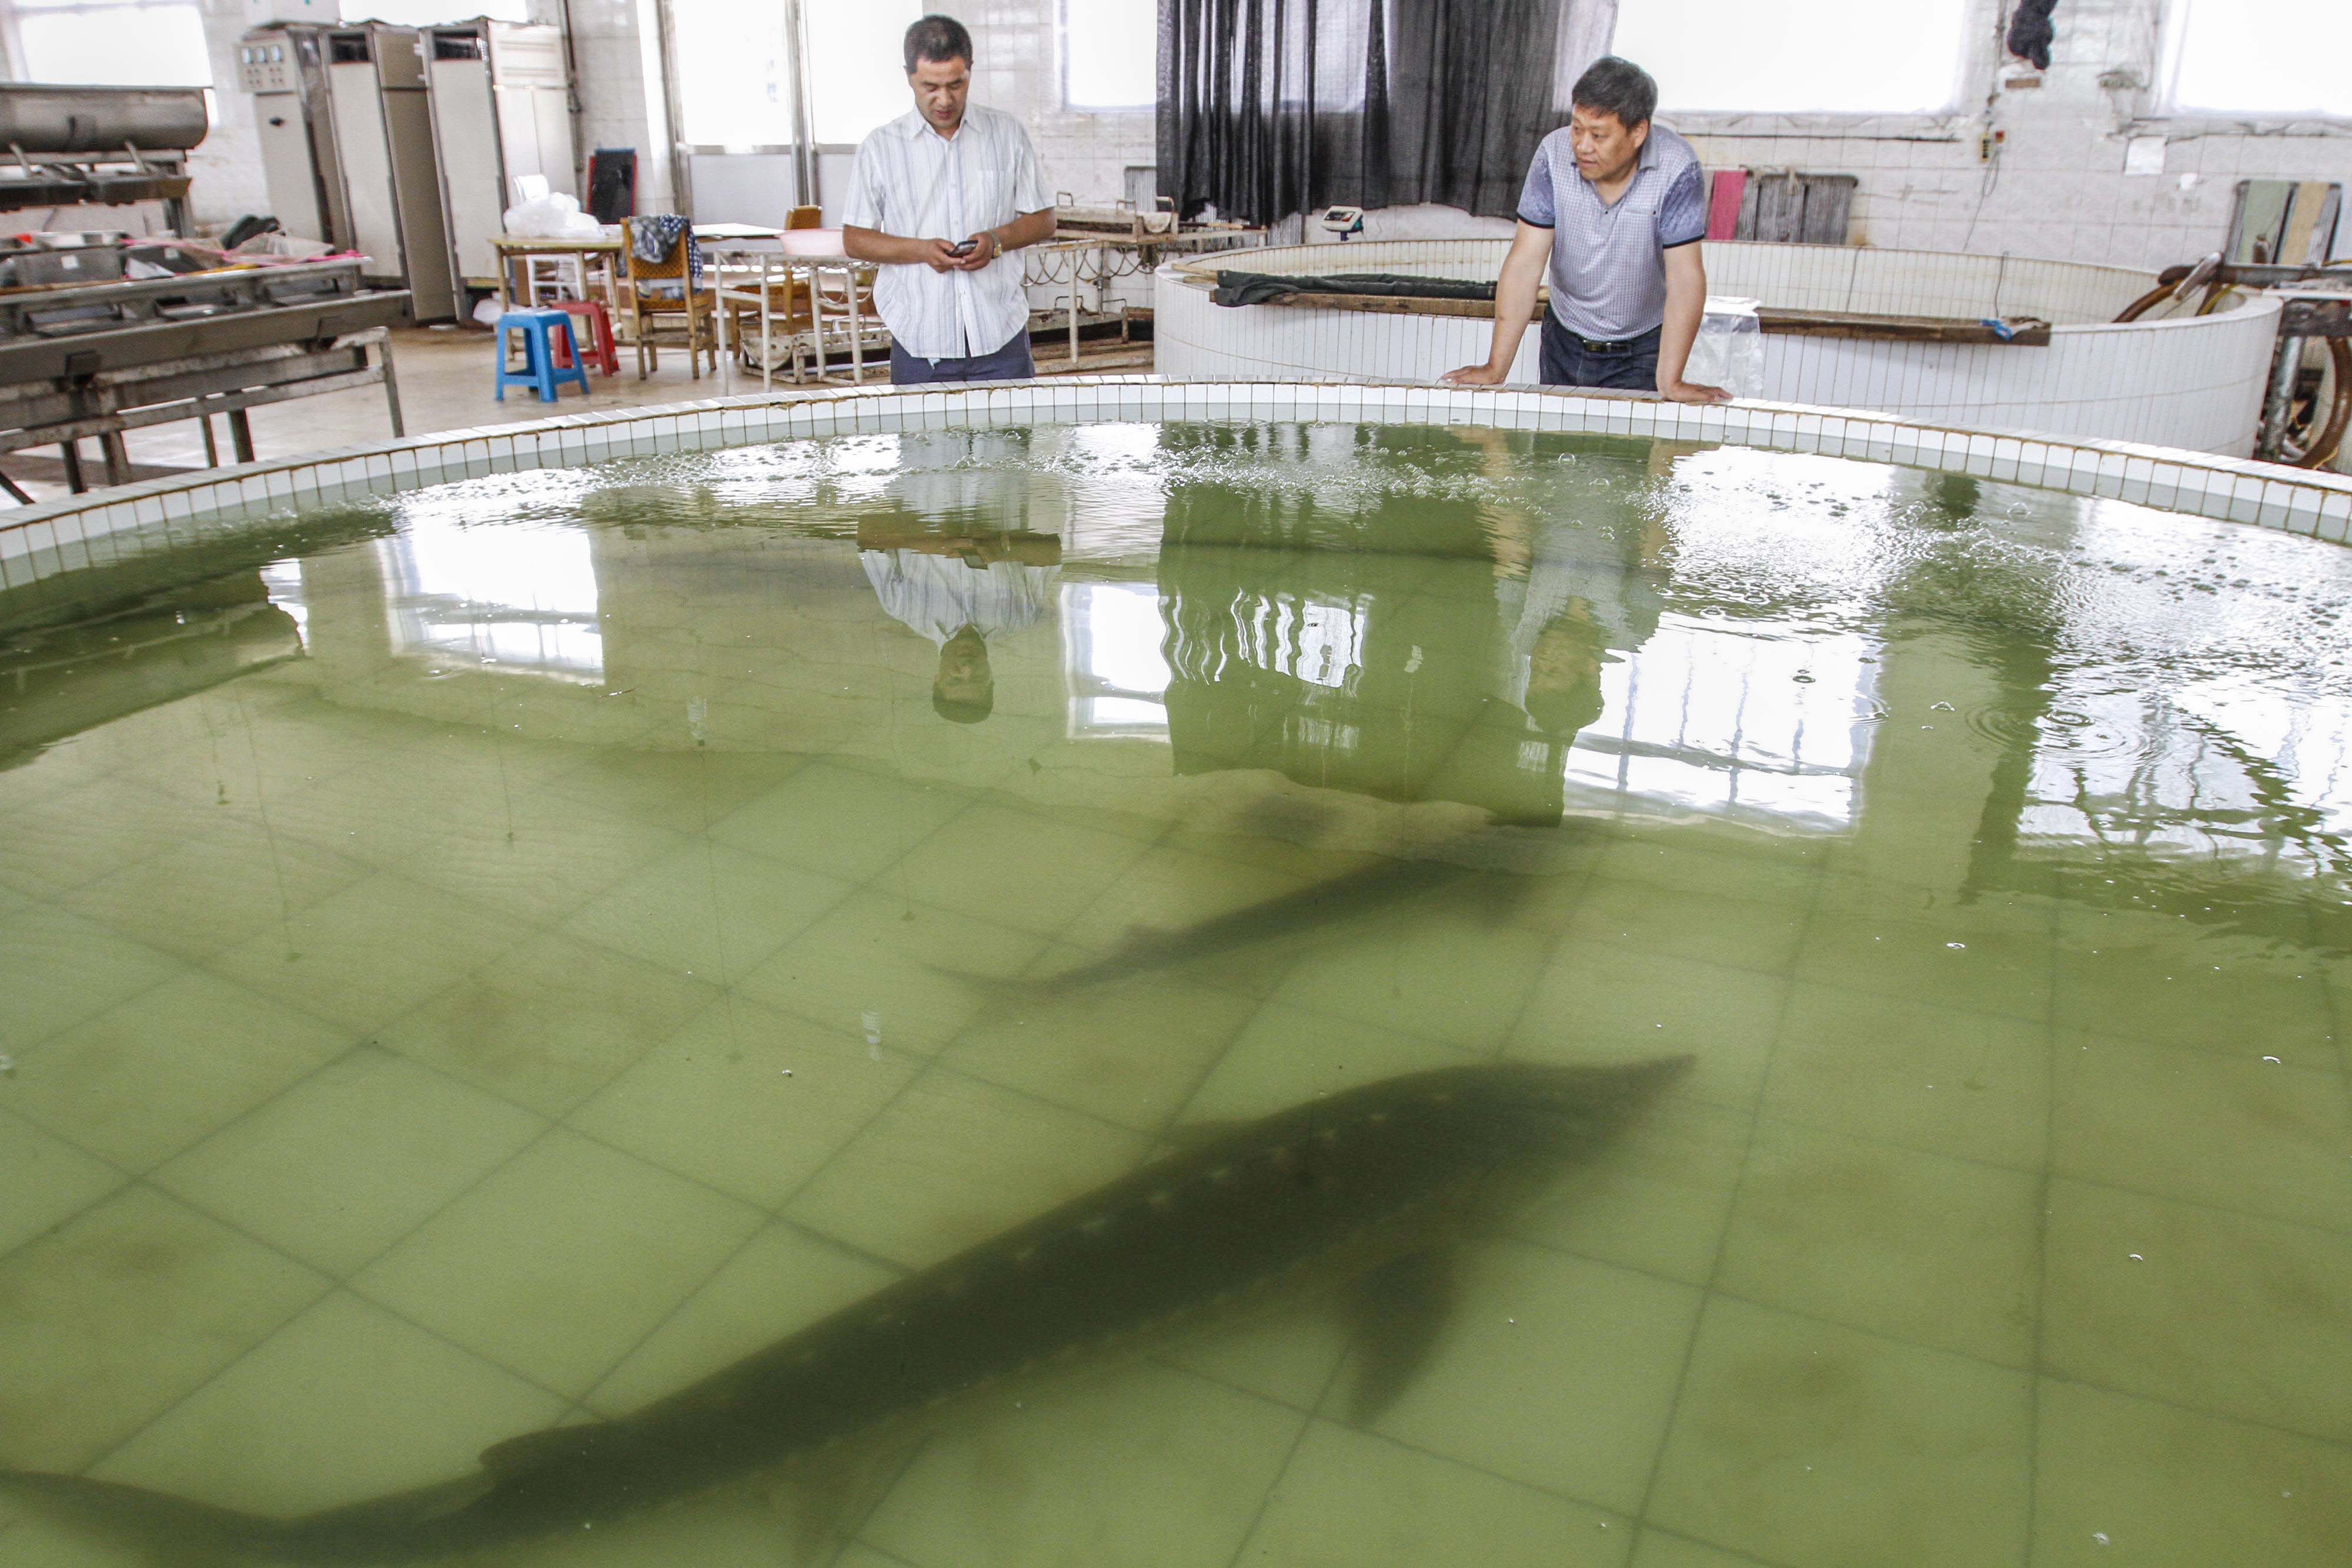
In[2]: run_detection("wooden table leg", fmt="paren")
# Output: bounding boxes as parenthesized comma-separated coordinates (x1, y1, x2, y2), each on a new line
(228, 409, 255, 464)
(98, 431, 130, 486)
(59, 440, 85, 493)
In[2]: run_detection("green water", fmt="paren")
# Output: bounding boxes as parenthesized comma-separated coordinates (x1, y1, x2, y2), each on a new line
(0, 422, 2347, 1567)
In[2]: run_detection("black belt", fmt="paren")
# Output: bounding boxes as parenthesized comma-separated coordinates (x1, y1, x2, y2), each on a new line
(1572, 328, 1658, 356)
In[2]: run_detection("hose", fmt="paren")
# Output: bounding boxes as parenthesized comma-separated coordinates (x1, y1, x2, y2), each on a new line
(2290, 338, 2351, 470)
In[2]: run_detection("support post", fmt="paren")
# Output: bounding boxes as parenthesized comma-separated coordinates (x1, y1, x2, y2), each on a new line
(377, 336, 405, 438)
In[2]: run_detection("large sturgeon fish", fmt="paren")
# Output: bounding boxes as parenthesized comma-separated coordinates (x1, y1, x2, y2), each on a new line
(962, 844, 1549, 1010)
(2, 1056, 1689, 1564)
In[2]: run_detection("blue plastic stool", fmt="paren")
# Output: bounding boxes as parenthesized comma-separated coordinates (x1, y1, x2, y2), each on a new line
(493, 309, 592, 403)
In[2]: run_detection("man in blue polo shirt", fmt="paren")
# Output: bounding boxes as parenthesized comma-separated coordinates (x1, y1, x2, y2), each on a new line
(1444, 56, 1728, 403)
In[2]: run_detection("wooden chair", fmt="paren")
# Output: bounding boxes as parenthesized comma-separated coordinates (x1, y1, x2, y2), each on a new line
(619, 217, 717, 380)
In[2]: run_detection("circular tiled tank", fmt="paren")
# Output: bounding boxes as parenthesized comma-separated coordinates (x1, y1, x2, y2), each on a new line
(1156, 240, 2284, 456)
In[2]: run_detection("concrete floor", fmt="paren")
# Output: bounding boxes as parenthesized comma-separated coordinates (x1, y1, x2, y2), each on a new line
(3, 323, 1154, 507)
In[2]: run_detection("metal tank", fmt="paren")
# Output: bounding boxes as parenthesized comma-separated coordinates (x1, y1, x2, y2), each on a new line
(0, 83, 209, 155)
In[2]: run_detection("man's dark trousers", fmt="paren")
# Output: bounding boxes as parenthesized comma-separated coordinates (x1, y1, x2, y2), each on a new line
(889, 332, 1036, 384)
(1539, 315, 1662, 392)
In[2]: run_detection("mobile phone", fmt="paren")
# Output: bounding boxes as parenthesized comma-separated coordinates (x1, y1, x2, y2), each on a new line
(947, 238, 978, 256)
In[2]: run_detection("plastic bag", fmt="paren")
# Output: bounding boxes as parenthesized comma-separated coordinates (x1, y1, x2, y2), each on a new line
(502, 192, 604, 240)
(1687, 295, 1763, 400)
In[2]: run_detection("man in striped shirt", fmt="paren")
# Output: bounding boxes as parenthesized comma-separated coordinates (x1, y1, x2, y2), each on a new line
(843, 15, 1057, 385)
(1444, 57, 1728, 403)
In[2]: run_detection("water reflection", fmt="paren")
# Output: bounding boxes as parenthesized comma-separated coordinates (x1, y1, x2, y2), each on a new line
(1062, 581, 1169, 737)
(0, 574, 302, 773)
(1152, 434, 1642, 827)
(379, 517, 605, 683)
(858, 433, 1067, 727)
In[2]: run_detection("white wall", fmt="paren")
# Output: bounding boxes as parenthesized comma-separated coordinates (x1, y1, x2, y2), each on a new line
(1285, 0, 2352, 272)
(961, 0, 1155, 210)
(1669, 0, 2352, 270)
(72, 0, 2352, 262)
(189, 0, 270, 225)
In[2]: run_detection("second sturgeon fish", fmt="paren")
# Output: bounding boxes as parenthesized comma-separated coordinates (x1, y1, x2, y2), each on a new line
(2, 1055, 1690, 1564)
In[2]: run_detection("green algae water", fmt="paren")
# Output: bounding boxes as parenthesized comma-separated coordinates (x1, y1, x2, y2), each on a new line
(0, 422, 2347, 1567)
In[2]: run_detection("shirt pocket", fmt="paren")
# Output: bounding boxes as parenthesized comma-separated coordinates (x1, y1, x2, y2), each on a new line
(965, 162, 1008, 228)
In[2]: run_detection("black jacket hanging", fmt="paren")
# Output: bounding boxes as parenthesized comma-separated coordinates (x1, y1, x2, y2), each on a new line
(2007, 0, 2059, 70)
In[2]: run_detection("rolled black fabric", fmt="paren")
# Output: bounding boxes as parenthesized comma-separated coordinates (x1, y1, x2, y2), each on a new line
(1208, 270, 1499, 307)
(2006, 0, 2059, 70)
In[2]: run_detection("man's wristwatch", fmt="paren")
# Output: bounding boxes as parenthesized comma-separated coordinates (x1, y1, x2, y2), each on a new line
(985, 229, 1003, 260)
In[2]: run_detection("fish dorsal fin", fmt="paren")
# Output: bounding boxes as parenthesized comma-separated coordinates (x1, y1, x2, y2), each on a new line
(1344, 1249, 1459, 1427)
(479, 1423, 624, 1479)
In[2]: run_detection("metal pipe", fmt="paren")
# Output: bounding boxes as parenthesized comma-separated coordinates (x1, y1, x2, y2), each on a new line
(2259, 334, 2306, 460)
(782, 0, 817, 210)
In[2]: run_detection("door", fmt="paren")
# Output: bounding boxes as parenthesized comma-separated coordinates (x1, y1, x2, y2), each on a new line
(427, 41, 503, 291)
(327, 41, 403, 282)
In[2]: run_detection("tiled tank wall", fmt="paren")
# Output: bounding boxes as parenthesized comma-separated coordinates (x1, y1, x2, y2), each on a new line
(8, 379, 2351, 606)
(1157, 242, 2279, 455)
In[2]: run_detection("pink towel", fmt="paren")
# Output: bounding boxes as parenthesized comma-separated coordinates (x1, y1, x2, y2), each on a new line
(1706, 171, 1745, 242)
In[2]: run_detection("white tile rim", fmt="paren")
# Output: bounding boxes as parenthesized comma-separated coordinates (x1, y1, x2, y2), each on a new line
(4, 376, 2348, 590)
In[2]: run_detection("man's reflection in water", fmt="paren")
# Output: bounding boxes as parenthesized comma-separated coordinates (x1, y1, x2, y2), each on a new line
(1155, 425, 1668, 824)
(1484, 432, 1670, 754)
(857, 432, 1063, 724)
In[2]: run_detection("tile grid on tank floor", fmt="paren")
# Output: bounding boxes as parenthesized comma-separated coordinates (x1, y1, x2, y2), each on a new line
(7, 701, 2352, 1558)
(4, 710, 2352, 1561)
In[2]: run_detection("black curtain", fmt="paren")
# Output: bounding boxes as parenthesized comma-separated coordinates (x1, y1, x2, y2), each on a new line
(1158, 0, 1565, 226)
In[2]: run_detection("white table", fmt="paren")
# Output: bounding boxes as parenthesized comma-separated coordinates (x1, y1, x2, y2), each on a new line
(704, 229, 884, 393)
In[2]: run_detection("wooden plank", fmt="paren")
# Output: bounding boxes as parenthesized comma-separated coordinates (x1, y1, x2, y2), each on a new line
(1756, 307, 2052, 346)
(1252, 289, 2052, 344)
(1251, 292, 1504, 319)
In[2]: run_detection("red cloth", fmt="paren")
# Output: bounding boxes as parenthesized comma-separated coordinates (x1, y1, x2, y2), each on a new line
(1706, 170, 1745, 242)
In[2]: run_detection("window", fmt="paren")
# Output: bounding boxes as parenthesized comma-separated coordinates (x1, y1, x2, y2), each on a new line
(2160, 0, 2352, 118)
(670, 0, 796, 148)
(11, 0, 212, 86)
(1064, 0, 1153, 112)
(804, 0, 922, 145)
(1608, 0, 1968, 116)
